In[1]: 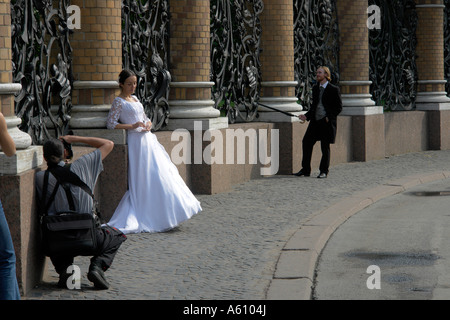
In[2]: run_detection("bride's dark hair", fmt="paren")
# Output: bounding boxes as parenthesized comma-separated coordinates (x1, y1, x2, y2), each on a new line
(118, 69, 136, 85)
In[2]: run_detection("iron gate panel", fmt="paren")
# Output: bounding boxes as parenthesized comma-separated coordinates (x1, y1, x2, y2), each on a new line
(11, 0, 73, 144)
(121, 0, 171, 131)
(210, 0, 264, 123)
(368, 0, 418, 111)
(293, 0, 340, 111)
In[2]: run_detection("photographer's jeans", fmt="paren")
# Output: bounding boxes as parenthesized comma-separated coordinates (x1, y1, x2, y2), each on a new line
(0, 200, 20, 300)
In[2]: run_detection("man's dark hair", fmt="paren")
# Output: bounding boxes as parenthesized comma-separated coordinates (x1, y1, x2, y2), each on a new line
(43, 138, 64, 165)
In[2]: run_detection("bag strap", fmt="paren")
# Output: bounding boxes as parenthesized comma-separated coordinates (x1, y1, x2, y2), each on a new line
(39, 170, 61, 217)
(61, 182, 76, 211)
(40, 164, 100, 219)
(49, 164, 95, 199)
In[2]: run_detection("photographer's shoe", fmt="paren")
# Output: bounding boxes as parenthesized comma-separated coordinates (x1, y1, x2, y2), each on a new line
(87, 265, 109, 290)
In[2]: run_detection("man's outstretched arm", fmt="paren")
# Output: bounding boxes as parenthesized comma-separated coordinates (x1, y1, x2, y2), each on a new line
(59, 135, 114, 160)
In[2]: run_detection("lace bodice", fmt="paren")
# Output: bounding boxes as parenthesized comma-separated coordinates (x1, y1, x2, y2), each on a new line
(106, 96, 151, 132)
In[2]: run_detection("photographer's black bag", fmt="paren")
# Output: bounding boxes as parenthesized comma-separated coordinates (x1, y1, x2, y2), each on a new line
(39, 165, 100, 257)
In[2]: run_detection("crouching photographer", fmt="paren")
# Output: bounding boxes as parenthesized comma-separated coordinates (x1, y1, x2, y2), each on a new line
(35, 135, 126, 290)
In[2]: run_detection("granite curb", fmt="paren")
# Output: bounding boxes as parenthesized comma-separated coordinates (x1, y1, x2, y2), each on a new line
(265, 171, 450, 300)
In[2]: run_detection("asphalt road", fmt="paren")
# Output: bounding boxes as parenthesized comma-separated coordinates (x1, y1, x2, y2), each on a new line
(313, 178, 450, 300)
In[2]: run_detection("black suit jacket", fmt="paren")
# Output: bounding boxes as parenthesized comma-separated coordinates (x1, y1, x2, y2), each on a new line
(304, 82, 342, 144)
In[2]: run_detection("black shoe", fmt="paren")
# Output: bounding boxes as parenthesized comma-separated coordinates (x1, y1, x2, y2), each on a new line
(317, 172, 327, 179)
(294, 170, 310, 177)
(87, 265, 109, 290)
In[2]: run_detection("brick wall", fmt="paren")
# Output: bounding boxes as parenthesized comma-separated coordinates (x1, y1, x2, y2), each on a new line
(0, 0, 13, 116)
(337, 0, 370, 95)
(259, 0, 295, 98)
(169, 0, 211, 101)
(416, 0, 446, 92)
(70, 0, 122, 105)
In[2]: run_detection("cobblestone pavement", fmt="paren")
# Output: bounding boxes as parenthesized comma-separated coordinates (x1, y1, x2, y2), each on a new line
(24, 150, 450, 300)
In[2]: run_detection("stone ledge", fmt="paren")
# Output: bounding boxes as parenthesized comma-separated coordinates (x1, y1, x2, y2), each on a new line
(0, 146, 43, 175)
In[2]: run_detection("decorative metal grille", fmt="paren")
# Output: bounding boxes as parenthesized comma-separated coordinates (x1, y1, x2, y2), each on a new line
(368, 0, 417, 111)
(210, 0, 264, 123)
(11, 0, 73, 144)
(445, 0, 450, 96)
(122, 0, 171, 131)
(293, 0, 340, 110)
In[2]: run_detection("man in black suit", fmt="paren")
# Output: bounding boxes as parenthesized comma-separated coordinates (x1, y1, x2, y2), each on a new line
(294, 66, 342, 178)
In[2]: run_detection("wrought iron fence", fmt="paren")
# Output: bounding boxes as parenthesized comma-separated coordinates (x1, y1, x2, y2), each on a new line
(121, 0, 171, 131)
(210, 0, 264, 123)
(11, 0, 73, 144)
(293, 0, 340, 111)
(368, 0, 418, 111)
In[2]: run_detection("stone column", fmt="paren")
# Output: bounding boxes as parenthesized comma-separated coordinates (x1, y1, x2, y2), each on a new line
(415, 0, 450, 150)
(258, 0, 302, 121)
(257, 0, 303, 174)
(69, 0, 127, 221)
(69, 0, 122, 137)
(337, 0, 384, 161)
(168, 0, 227, 131)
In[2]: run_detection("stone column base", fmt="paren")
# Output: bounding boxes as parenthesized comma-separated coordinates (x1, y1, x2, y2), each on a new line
(352, 114, 385, 161)
(168, 82, 228, 131)
(166, 98, 228, 131)
(274, 122, 303, 174)
(0, 168, 45, 297)
(69, 105, 111, 128)
(416, 91, 450, 150)
(256, 97, 303, 122)
(166, 117, 229, 131)
(415, 91, 450, 110)
(339, 92, 385, 161)
(69, 128, 127, 146)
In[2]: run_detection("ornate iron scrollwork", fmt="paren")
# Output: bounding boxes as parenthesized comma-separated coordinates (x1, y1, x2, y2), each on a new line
(122, 0, 171, 131)
(11, 0, 73, 144)
(368, 0, 417, 111)
(210, 0, 264, 123)
(445, 0, 450, 96)
(293, 0, 340, 110)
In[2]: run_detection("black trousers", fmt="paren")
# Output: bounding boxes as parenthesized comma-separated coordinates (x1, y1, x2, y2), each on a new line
(301, 118, 331, 174)
(51, 225, 126, 275)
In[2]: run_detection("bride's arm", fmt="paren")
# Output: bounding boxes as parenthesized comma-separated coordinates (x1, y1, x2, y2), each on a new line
(107, 98, 146, 130)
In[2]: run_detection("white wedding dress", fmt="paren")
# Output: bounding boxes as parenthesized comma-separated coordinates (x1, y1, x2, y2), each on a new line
(106, 96, 202, 234)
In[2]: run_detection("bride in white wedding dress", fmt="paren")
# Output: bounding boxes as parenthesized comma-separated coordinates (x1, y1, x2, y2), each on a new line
(106, 69, 201, 234)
